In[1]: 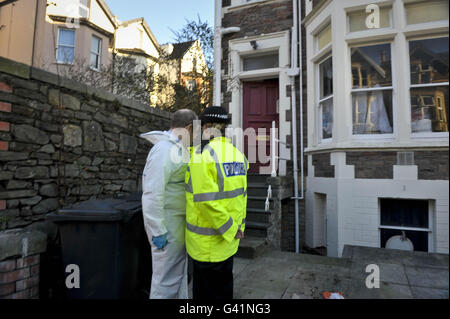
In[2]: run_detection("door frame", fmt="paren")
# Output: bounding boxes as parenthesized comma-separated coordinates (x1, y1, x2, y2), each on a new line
(228, 31, 292, 176)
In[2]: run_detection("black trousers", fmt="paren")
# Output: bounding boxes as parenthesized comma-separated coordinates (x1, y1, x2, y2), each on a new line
(192, 255, 234, 300)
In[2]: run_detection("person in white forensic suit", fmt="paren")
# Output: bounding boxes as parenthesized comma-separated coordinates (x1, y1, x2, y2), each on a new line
(140, 109, 197, 299)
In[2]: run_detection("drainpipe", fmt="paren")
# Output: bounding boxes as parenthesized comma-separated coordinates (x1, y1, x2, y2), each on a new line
(214, 0, 240, 106)
(287, 0, 303, 253)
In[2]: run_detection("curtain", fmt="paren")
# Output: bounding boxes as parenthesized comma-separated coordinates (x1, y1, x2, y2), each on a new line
(353, 89, 392, 134)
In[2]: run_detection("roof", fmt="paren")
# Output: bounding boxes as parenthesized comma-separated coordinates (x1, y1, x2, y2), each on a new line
(118, 18, 160, 53)
(168, 40, 196, 60)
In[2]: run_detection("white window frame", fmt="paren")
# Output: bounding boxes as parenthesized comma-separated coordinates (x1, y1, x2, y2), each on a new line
(378, 199, 434, 252)
(346, 4, 394, 35)
(90, 35, 102, 71)
(314, 20, 332, 54)
(316, 55, 334, 143)
(56, 28, 75, 64)
(407, 35, 449, 138)
(403, 0, 449, 27)
(349, 41, 396, 139)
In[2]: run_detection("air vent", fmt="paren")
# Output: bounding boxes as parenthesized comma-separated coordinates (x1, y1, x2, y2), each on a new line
(397, 152, 414, 165)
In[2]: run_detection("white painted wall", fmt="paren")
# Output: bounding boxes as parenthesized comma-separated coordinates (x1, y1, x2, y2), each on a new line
(47, 0, 115, 33)
(306, 153, 449, 257)
(115, 22, 159, 59)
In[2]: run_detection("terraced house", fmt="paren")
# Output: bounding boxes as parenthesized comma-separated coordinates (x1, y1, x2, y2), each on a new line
(0, 0, 208, 107)
(215, 0, 449, 257)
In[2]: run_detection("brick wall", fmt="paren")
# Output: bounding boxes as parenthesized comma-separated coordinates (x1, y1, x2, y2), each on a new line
(0, 254, 40, 299)
(346, 150, 449, 180)
(221, 0, 293, 111)
(416, 151, 449, 180)
(312, 153, 334, 178)
(346, 151, 397, 179)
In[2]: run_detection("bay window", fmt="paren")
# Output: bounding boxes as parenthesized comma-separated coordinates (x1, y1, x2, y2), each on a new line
(318, 57, 333, 141)
(409, 37, 449, 133)
(351, 43, 393, 135)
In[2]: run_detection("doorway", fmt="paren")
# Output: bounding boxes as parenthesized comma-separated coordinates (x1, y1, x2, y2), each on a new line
(243, 79, 279, 174)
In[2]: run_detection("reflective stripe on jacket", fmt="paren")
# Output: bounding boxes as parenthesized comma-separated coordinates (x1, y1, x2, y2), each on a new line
(185, 136, 248, 262)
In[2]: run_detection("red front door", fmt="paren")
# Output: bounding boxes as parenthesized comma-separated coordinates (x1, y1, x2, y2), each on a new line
(243, 80, 279, 174)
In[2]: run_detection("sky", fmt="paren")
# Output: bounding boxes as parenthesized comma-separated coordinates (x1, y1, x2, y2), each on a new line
(105, 0, 215, 45)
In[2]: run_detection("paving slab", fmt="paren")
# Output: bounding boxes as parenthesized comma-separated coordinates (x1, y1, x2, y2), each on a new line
(350, 262, 409, 285)
(410, 286, 449, 299)
(405, 266, 449, 290)
(347, 279, 413, 299)
(234, 286, 284, 299)
(187, 245, 448, 299)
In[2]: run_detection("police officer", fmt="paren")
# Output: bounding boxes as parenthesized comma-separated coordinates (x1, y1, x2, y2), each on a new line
(185, 106, 248, 299)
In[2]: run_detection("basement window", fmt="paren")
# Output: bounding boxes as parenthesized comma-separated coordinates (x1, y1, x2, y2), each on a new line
(379, 199, 431, 252)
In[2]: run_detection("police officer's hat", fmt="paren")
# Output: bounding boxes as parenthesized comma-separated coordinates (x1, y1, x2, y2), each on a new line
(200, 106, 231, 125)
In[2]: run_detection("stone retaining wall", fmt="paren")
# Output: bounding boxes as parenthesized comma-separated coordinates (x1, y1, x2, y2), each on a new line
(0, 57, 172, 298)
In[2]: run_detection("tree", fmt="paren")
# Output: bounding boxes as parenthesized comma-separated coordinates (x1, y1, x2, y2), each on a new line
(169, 15, 214, 110)
(170, 15, 214, 69)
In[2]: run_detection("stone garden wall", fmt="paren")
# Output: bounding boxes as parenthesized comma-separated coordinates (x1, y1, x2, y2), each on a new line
(0, 57, 172, 298)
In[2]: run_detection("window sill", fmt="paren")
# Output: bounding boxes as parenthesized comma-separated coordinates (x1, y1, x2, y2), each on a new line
(351, 134, 396, 140)
(411, 132, 449, 139)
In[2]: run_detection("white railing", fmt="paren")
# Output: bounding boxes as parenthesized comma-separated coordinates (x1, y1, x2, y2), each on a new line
(270, 121, 290, 177)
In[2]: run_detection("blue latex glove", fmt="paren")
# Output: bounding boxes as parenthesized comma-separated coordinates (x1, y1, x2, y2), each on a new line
(152, 233, 168, 250)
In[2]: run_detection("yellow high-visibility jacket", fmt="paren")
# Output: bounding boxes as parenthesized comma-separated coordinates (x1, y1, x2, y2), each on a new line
(185, 137, 248, 262)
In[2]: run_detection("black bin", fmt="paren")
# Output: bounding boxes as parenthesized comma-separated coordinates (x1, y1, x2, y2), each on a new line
(46, 193, 152, 299)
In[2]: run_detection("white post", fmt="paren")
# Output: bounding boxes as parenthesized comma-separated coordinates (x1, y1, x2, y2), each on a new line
(271, 121, 277, 177)
(214, 0, 222, 106)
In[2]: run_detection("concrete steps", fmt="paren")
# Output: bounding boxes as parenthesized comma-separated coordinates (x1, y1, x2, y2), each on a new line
(239, 176, 273, 258)
(236, 236, 268, 259)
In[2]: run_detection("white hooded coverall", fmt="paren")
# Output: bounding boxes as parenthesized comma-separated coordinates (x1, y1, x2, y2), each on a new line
(141, 130, 189, 299)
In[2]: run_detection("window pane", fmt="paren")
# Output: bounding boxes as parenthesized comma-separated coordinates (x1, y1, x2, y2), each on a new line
(380, 199, 429, 228)
(321, 98, 333, 139)
(348, 7, 391, 33)
(351, 43, 392, 89)
(90, 53, 99, 69)
(58, 29, 75, 46)
(352, 90, 393, 134)
(411, 86, 449, 133)
(381, 229, 428, 252)
(410, 38, 449, 85)
(406, 0, 449, 25)
(317, 24, 331, 51)
(91, 36, 101, 54)
(57, 46, 74, 63)
(320, 57, 333, 98)
(243, 53, 278, 71)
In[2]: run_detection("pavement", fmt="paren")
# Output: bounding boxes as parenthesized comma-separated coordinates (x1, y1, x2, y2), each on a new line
(188, 245, 449, 299)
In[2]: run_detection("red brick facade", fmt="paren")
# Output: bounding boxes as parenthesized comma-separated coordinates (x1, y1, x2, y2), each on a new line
(0, 254, 40, 299)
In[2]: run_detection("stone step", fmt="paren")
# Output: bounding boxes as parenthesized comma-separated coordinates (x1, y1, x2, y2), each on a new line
(247, 196, 274, 210)
(244, 220, 271, 238)
(247, 174, 270, 185)
(246, 208, 271, 223)
(236, 236, 268, 259)
(247, 183, 271, 197)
